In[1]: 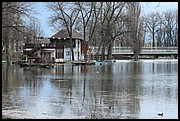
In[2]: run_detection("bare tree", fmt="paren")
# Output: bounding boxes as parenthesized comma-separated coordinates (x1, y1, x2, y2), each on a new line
(2, 2, 34, 64)
(92, 2, 110, 61)
(75, 2, 105, 62)
(145, 12, 160, 47)
(2, 2, 33, 30)
(144, 9, 178, 47)
(154, 13, 164, 47)
(104, 2, 128, 60)
(126, 2, 145, 61)
(162, 10, 178, 47)
(174, 9, 178, 47)
(86, 2, 104, 61)
(92, 2, 127, 61)
(75, 2, 94, 62)
(47, 2, 80, 61)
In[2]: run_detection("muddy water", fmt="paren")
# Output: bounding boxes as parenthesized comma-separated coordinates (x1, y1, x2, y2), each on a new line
(2, 59, 178, 119)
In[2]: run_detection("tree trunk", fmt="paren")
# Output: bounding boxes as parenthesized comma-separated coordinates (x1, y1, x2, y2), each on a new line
(100, 43, 106, 61)
(83, 27, 88, 62)
(5, 29, 11, 65)
(95, 41, 103, 61)
(69, 28, 74, 61)
(134, 51, 139, 61)
(152, 31, 155, 47)
(84, 43, 88, 62)
(107, 42, 113, 60)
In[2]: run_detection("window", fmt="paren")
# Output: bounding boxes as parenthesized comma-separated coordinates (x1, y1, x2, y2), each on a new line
(56, 49, 64, 58)
(66, 51, 69, 56)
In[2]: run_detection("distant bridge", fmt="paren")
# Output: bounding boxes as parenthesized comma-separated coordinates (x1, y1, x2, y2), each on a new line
(90, 47, 178, 57)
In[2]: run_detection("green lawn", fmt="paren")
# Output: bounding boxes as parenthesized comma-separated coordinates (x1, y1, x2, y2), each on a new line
(2, 115, 11, 119)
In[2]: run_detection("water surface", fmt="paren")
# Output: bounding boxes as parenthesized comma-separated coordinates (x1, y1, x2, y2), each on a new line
(2, 59, 178, 119)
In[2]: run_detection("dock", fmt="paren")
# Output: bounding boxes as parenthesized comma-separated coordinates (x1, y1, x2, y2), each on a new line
(19, 63, 56, 68)
(72, 61, 95, 65)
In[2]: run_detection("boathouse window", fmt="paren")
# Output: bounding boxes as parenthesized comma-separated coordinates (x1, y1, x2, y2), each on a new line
(56, 49, 63, 58)
(66, 51, 70, 56)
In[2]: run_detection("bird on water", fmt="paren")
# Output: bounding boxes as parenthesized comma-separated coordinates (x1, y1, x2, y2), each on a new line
(158, 113, 163, 116)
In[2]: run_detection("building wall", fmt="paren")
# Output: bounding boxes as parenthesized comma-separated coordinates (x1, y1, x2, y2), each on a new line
(64, 48, 71, 61)
(74, 39, 82, 61)
(62, 39, 84, 61)
(24, 38, 85, 62)
(51, 51, 55, 59)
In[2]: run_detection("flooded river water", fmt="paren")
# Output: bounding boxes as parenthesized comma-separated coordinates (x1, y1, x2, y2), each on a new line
(2, 59, 178, 119)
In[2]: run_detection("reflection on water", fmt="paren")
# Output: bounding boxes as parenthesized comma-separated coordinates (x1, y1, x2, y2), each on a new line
(2, 59, 178, 119)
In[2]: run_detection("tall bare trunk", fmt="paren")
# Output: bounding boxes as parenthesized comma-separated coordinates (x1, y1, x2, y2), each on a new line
(107, 42, 113, 60)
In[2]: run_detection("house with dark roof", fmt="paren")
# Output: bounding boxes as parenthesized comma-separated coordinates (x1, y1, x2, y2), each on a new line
(49, 29, 85, 62)
(23, 29, 85, 63)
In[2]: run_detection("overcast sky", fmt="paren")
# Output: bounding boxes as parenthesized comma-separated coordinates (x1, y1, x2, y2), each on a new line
(33, 2, 178, 37)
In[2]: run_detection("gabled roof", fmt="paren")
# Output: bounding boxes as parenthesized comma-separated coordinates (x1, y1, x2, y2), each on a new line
(51, 29, 83, 40)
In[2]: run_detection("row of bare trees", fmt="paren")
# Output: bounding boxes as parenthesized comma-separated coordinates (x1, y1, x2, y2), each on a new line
(2, 2, 178, 63)
(145, 9, 178, 47)
(47, 2, 145, 61)
(47, 2, 178, 61)
(2, 2, 44, 64)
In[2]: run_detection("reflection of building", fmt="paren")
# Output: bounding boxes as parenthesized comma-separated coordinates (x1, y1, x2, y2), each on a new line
(23, 29, 85, 63)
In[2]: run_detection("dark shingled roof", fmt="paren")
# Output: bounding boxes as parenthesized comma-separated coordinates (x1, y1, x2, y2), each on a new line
(51, 29, 83, 40)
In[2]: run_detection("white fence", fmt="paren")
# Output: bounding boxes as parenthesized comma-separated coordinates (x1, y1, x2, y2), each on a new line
(90, 47, 178, 55)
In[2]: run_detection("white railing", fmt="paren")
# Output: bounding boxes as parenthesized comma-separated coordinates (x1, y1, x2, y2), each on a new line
(90, 46, 178, 55)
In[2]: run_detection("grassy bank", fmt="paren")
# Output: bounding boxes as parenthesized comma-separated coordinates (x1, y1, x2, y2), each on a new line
(2, 115, 11, 119)
(2, 60, 7, 64)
